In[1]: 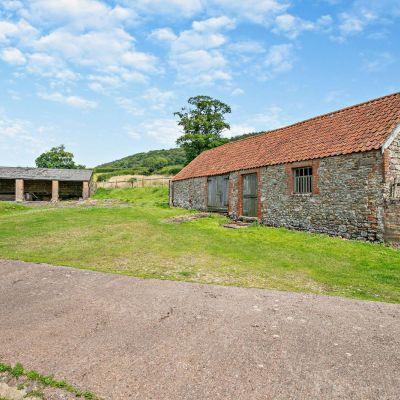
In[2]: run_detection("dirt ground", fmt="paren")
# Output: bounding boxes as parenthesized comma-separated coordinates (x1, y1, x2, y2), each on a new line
(0, 259, 399, 400)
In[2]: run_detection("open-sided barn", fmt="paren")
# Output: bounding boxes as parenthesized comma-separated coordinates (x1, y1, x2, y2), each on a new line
(171, 92, 400, 244)
(0, 167, 93, 202)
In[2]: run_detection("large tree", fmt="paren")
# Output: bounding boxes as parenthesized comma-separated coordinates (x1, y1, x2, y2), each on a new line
(35, 145, 85, 169)
(175, 96, 231, 163)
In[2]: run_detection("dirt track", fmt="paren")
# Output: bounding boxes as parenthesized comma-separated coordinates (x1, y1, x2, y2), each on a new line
(0, 259, 399, 399)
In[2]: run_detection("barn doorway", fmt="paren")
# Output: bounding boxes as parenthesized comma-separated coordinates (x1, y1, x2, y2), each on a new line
(242, 173, 258, 217)
(207, 175, 229, 211)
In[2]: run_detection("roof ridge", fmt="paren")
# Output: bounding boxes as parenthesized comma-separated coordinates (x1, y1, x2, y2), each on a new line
(209, 91, 400, 152)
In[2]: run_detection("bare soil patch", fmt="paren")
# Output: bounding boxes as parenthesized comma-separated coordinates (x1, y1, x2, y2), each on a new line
(163, 212, 212, 223)
(0, 259, 399, 400)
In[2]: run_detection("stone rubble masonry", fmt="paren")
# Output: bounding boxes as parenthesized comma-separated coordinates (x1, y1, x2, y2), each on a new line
(172, 177, 208, 210)
(384, 132, 400, 243)
(171, 149, 398, 243)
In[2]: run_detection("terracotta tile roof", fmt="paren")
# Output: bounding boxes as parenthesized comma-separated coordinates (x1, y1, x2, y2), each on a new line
(173, 92, 400, 181)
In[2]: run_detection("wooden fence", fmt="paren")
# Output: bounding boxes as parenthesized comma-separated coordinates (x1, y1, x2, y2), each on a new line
(96, 177, 171, 189)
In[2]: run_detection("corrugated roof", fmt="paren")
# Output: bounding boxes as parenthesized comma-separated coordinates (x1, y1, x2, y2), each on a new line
(0, 167, 93, 182)
(173, 92, 400, 181)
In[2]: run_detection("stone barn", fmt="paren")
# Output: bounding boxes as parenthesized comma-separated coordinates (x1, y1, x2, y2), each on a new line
(0, 167, 93, 202)
(171, 92, 400, 245)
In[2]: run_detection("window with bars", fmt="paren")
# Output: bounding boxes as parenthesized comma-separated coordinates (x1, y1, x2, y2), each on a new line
(293, 167, 313, 194)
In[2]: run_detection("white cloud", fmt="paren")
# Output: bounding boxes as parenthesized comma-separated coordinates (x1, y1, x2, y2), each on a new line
(191, 15, 235, 31)
(1, 1, 24, 12)
(126, 0, 204, 18)
(0, 111, 54, 161)
(171, 49, 230, 84)
(222, 106, 287, 138)
(0, 113, 29, 138)
(0, 1, 157, 88)
(124, 125, 141, 140)
(274, 14, 332, 39)
(211, 0, 289, 24)
(141, 88, 175, 110)
(231, 88, 244, 96)
(145, 119, 182, 145)
(34, 29, 132, 66)
(338, 11, 375, 36)
(27, 52, 78, 81)
(0, 47, 26, 64)
(0, 19, 38, 43)
(156, 16, 234, 84)
(223, 123, 256, 138)
(264, 44, 294, 77)
(23, 0, 135, 30)
(116, 97, 144, 116)
(253, 106, 286, 129)
(122, 0, 288, 22)
(362, 52, 395, 72)
(126, 118, 182, 145)
(149, 28, 177, 42)
(122, 51, 159, 72)
(332, 1, 400, 40)
(228, 41, 265, 54)
(38, 92, 97, 109)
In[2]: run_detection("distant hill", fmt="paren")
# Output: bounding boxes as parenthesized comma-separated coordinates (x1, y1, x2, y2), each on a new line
(95, 132, 266, 177)
(95, 148, 186, 176)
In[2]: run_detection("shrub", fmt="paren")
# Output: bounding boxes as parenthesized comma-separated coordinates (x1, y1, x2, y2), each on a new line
(156, 164, 184, 176)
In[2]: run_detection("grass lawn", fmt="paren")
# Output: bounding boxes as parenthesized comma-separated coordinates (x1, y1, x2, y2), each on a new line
(0, 187, 399, 303)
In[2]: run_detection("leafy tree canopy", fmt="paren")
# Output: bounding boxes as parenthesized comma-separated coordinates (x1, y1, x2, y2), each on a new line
(142, 156, 169, 173)
(35, 145, 85, 169)
(175, 95, 231, 163)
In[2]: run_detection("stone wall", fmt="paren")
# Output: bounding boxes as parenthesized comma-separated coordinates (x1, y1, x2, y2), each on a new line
(171, 177, 207, 210)
(258, 151, 384, 241)
(59, 181, 83, 199)
(172, 150, 387, 242)
(383, 131, 400, 243)
(0, 179, 15, 193)
(0, 179, 15, 200)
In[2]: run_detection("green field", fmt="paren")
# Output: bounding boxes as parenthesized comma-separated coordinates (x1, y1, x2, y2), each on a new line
(0, 188, 399, 303)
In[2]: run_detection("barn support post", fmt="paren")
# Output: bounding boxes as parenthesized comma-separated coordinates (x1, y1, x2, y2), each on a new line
(82, 181, 89, 200)
(52, 180, 59, 202)
(15, 179, 24, 202)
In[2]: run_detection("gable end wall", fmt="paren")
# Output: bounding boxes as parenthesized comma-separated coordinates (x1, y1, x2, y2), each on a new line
(172, 177, 207, 210)
(383, 131, 400, 244)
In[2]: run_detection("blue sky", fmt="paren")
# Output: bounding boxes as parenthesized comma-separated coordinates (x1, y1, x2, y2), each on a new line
(0, 0, 399, 167)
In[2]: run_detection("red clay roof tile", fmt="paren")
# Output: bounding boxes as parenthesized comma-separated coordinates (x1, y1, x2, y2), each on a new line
(173, 92, 400, 181)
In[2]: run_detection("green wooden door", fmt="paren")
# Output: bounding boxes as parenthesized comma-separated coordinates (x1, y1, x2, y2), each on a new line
(242, 174, 258, 217)
(208, 175, 229, 210)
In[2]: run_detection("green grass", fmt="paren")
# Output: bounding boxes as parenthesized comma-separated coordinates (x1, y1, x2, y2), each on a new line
(93, 187, 169, 206)
(0, 362, 97, 399)
(0, 189, 399, 303)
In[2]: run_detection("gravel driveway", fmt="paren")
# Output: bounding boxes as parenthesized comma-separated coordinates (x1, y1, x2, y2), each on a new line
(0, 259, 399, 400)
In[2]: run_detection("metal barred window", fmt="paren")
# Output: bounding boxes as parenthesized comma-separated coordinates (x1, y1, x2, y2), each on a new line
(293, 167, 313, 194)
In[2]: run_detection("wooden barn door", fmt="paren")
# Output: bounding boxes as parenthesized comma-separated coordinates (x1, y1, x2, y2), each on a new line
(242, 174, 258, 217)
(208, 175, 229, 211)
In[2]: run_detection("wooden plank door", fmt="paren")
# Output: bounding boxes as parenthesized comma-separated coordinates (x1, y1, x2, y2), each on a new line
(242, 174, 258, 217)
(208, 175, 229, 210)
(208, 177, 217, 208)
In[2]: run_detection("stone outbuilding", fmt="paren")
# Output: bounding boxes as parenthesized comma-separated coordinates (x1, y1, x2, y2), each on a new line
(171, 92, 400, 244)
(0, 167, 93, 202)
